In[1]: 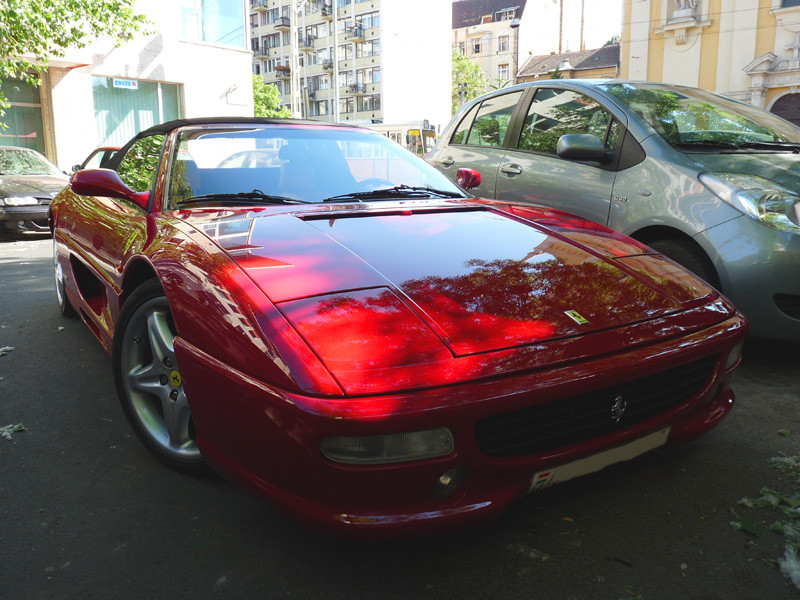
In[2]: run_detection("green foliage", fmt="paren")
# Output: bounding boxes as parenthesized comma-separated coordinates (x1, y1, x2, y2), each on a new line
(0, 0, 150, 118)
(550, 67, 563, 80)
(253, 75, 290, 118)
(451, 50, 487, 115)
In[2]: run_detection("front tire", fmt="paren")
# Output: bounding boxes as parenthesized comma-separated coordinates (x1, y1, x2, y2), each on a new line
(112, 279, 205, 473)
(648, 238, 721, 290)
(53, 237, 77, 318)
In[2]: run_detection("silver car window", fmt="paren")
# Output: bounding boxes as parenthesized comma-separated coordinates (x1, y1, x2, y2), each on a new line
(464, 91, 523, 147)
(518, 88, 614, 154)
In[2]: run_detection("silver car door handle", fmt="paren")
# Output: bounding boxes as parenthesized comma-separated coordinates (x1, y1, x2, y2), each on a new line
(500, 163, 522, 175)
(440, 157, 455, 167)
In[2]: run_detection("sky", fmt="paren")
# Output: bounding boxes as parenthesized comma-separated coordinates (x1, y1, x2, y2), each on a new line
(563, 0, 623, 50)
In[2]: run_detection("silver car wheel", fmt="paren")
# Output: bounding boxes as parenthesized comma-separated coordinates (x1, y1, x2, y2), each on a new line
(53, 237, 75, 317)
(116, 287, 203, 468)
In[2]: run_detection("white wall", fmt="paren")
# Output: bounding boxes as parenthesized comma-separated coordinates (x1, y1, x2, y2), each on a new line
(380, 0, 451, 132)
(46, 0, 252, 171)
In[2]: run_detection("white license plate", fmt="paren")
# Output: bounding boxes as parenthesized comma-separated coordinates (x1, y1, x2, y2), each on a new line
(528, 427, 671, 492)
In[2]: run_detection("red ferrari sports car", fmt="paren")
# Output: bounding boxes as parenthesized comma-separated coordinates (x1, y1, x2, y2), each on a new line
(50, 118, 748, 538)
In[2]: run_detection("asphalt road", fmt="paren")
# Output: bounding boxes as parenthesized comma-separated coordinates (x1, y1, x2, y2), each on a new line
(1, 233, 798, 600)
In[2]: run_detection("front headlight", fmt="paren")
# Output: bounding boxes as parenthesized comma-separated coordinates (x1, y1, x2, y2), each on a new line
(699, 172, 800, 233)
(1, 195, 38, 206)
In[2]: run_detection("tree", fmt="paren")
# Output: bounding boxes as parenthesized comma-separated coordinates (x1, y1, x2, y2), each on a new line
(0, 0, 149, 117)
(451, 50, 487, 115)
(252, 75, 291, 118)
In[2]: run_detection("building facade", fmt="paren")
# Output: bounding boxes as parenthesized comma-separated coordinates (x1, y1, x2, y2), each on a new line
(250, 0, 451, 130)
(622, 0, 800, 122)
(452, 0, 527, 88)
(2, 0, 253, 172)
(516, 44, 620, 81)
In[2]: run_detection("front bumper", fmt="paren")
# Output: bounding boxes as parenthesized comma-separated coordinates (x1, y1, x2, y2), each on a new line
(700, 214, 800, 341)
(175, 311, 747, 539)
(0, 204, 50, 230)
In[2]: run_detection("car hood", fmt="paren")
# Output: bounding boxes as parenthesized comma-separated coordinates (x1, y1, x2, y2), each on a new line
(184, 203, 711, 357)
(687, 150, 800, 189)
(0, 174, 69, 198)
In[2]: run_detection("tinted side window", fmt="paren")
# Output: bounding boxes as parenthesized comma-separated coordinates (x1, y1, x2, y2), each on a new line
(450, 103, 480, 145)
(116, 134, 165, 193)
(518, 89, 614, 154)
(466, 91, 523, 147)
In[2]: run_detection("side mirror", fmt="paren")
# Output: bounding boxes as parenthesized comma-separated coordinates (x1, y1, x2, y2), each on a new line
(70, 169, 150, 210)
(456, 167, 482, 190)
(71, 164, 82, 173)
(557, 134, 608, 162)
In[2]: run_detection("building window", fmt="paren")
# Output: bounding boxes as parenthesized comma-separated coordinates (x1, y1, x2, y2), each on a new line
(471, 38, 481, 54)
(254, 63, 261, 75)
(457, 41, 465, 55)
(356, 11, 380, 29)
(180, 0, 246, 47)
(92, 77, 182, 146)
(250, 13, 258, 27)
(495, 8, 515, 21)
(356, 40, 380, 57)
(338, 44, 354, 60)
(357, 95, 380, 112)
(0, 77, 45, 153)
(498, 64, 509, 80)
(782, 0, 800, 6)
(498, 35, 509, 52)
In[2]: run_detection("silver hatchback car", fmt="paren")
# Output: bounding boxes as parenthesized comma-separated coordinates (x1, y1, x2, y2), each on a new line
(427, 80, 800, 341)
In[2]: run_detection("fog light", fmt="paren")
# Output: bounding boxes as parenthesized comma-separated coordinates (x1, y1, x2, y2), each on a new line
(320, 427, 454, 465)
(433, 467, 469, 500)
(724, 342, 744, 371)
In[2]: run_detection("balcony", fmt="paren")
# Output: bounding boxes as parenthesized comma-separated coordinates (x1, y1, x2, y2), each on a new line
(274, 16, 290, 30)
(298, 35, 316, 51)
(345, 25, 365, 42)
(322, 59, 333, 70)
(251, 0, 267, 12)
(348, 83, 367, 95)
(275, 66, 291, 78)
(321, 3, 332, 19)
(255, 47, 269, 57)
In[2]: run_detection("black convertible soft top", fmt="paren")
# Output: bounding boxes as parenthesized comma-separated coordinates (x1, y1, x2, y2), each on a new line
(106, 116, 359, 169)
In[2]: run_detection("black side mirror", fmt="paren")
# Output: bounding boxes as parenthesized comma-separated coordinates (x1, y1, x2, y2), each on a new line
(557, 134, 608, 162)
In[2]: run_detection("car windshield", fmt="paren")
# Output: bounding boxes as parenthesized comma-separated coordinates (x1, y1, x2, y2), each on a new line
(166, 126, 465, 207)
(0, 147, 62, 176)
(599, 82, 800, 147)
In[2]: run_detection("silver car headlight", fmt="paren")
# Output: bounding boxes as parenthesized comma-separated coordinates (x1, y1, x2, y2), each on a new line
(699, 172, 800, 233)
(1, 195, 38, 206)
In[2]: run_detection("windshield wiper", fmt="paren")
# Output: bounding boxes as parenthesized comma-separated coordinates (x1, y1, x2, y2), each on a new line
(674, 140, 741, 150)
(734, 141, 800, 152)
(179, 189, 311, 206)
(323, 185, 464, 203)
(675, 140, 800, 152)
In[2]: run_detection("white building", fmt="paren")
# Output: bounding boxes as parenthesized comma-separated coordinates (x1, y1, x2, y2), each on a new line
(2, 0, 253, 171)
(250, 0, 451, 132)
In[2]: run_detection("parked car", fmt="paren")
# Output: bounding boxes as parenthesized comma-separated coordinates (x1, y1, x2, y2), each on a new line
(0, 146, 68, 232)
(427, 80, 800, 341)
(51, 117, 747, 538)
(72, 146, 120, 172)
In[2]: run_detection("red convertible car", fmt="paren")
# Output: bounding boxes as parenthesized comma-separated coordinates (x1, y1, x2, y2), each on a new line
(50, 118, 748, 538)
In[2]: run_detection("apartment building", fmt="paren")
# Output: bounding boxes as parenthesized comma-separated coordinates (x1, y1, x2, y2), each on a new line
(452, 0, 528, 87)
(622, 0, 800, 123)
(249, 0, 451, 130)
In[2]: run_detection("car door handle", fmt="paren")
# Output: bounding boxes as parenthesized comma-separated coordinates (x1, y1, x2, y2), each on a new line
(440, 157, 455, 167)
(500, 163, 522, 175)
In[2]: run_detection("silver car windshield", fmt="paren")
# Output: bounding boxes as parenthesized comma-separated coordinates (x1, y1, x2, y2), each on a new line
(600, 83, 800, 146)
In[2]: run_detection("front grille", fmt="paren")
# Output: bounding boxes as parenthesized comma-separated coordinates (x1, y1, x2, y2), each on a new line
(475, 356, 718, 458)
(775, 294, 800, 320)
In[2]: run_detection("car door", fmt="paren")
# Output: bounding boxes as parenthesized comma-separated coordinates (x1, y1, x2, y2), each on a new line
(67, 134, 165, 332)
(494, 86, 622, 226)
(432, 89, 525, 198)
